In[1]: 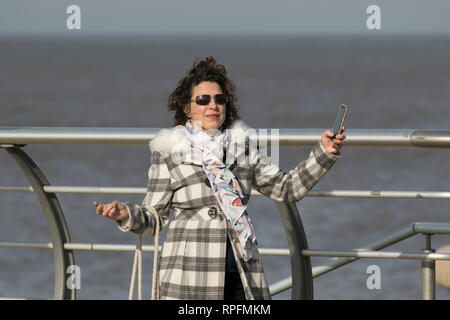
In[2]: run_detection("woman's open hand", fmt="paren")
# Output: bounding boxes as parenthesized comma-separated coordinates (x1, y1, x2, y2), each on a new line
(321, 127, 346, 154)
(94, 200, 129, 221)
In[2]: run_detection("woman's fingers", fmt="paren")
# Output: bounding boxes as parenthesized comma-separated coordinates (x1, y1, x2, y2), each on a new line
(335, 126, 346, 140)
(95, 201, 123, 219)
(94, 202, 104, 215)
(104, 205, 111, 216)
(107, 207, 115, 218)
(112, 200, 120, 211)
(95, 201, 128, 220)
(110, 201, 121, 218)
(320, 126, 348, 154)
(94, 202, 112, 216)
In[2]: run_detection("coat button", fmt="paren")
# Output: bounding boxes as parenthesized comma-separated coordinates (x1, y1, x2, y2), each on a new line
(208, 207, 218, 218)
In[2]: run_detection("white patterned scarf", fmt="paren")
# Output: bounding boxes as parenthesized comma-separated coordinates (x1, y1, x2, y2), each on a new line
(185, 121, 256, 261)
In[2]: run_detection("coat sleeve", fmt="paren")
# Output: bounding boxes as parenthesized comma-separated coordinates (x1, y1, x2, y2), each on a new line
(252, 141, 340, 202)
(116, 151, 173, 236)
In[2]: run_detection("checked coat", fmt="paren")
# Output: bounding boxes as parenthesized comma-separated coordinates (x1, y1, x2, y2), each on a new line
(117, 121, 340, 300)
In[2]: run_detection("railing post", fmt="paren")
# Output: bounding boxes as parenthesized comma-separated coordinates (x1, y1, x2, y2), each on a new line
(421, 234, 435, 300)
(3, 145, 76, 300)
(274, 201, 313, 300)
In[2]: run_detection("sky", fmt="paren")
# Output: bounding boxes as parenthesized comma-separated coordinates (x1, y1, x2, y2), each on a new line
(0, 0, 449, 36)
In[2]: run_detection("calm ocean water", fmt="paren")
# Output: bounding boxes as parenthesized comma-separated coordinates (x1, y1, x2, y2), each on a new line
(0, 35, 449, 300)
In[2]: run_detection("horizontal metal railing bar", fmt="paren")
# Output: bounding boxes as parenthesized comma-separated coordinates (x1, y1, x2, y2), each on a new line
(3, 240, 450, 261)
(0, 241, 289, 256)
(413, 222, 450, 235)
(0, 241, 161, 252)
(305, 190, 450, 199)
(2, 185, 450, 199)
(1, 127, 450, 148)
(0, 242, 53, 250)
(0, 186, 179, 195)
(302, 249, 450, 261)
(0, 127, 162, 146)
(269, 222, 450, 296)
(66, 243, 161, 252)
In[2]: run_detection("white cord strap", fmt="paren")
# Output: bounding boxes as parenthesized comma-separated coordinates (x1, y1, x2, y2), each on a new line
(152, 211, 160, 300)
(129, 234, 143, 300)
(129, 207, 161, 300)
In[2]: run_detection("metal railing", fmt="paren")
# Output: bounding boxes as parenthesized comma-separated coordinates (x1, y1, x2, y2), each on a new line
(1, 127, 450, 300)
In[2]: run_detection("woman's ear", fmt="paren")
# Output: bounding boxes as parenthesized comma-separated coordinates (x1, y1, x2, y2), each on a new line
(183, 105, 191, 118)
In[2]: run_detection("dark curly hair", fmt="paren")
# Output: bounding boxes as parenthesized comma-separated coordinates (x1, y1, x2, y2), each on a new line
(168, 56, 240, 127)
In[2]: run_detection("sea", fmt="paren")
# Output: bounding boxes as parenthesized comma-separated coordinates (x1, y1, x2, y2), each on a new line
(0, 35, 449, 300)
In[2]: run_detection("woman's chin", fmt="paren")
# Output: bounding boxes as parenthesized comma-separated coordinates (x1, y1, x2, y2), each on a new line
(203, 120, 223, 131)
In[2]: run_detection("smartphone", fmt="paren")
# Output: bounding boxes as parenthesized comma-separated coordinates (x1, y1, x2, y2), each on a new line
(331, 104, 348, 137)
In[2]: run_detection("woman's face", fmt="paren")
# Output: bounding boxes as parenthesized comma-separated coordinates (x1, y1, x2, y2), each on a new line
(186, 81, 227, 132)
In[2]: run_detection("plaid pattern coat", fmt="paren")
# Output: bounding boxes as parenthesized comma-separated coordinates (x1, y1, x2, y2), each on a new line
(117, 121, 340, 300)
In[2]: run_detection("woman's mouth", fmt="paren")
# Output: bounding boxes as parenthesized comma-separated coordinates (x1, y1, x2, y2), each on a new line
(206, 115, 219, 119)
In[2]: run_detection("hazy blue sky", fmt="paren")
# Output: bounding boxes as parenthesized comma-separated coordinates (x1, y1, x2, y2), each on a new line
(1, 0, 449, 36)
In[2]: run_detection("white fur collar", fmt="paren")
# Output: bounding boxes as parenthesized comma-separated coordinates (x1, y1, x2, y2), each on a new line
(149, 120, 250, 156)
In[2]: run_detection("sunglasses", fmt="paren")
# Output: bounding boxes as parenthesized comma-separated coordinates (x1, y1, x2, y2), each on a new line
(190, 94, 229, 106)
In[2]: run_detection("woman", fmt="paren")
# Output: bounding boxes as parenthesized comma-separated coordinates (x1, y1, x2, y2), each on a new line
(94, 57, 346, 300)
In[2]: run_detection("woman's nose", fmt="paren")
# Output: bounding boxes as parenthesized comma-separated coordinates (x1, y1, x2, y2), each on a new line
(207, 99, 219, 109)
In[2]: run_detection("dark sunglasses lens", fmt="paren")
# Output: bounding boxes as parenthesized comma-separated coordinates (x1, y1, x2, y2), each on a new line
(195, 95, 211, 105)
(215, 94, 228, 105)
